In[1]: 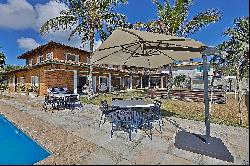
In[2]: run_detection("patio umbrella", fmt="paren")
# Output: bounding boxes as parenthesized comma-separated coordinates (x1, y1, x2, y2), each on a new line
(91, 28, 233, 162)
(91, 28, 207, 68)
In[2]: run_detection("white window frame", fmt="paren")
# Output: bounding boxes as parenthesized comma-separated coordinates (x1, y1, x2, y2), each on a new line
(65, 53, 79, 62)
(29, 59, 33, 65)
(20, 77, 25, 86)
(31, 76, 39, 87)
(37, 55, 43, 63)
(99, 76, 108, 86)
(86, 57, 90, 63)
(46, 52, 53, 60)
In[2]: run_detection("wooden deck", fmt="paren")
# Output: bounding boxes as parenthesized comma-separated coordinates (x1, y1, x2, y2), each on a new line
(147, 89, 226, 103)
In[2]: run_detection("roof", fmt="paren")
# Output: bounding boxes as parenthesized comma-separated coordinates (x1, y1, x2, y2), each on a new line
(17, 41, 90, 59)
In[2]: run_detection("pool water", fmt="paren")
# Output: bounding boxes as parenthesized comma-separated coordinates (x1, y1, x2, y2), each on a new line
(0, 115, 51, 165)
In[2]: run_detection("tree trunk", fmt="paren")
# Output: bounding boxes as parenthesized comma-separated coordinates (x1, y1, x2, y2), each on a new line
(87, 30, 95, 100)
(166, 63, 174, 99)
(236, 67, 243, 124)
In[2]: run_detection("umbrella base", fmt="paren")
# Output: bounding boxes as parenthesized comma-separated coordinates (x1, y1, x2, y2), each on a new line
(174, 130, 234, 162)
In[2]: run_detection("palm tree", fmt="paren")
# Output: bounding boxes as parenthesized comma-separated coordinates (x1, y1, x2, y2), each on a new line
(40, 0, 131, 99)
(0, 46, 5, 69)
(135, 0, 222, 98)
(135, 0, 222, 37)
(217, 17, 249, 125)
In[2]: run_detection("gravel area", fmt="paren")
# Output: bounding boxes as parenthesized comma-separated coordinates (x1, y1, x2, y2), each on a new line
(0, 92, 249, 165)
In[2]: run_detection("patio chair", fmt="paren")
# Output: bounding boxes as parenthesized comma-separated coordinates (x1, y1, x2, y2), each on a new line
(146, 101, 164, 134)
(43, 95, 65, 111)
(110, 109, 136, 141)
(99, 100, 116, 127)
(65, 95, 81, 110)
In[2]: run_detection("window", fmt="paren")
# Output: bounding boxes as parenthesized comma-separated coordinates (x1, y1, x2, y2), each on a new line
(108, 64, 113, 68)
(30, 59, 33, 65)
(8, 78, 12, 84)
(46, 52, 53, 60)
(196, 66, 211, 73)
(86, 57, 90, 63)
(37, 56, 43, 63)
(99, 76, 108, 86)
(31, 76, 39, 86)
(65, 53, 79, 62)
(20, 77, 25, 86)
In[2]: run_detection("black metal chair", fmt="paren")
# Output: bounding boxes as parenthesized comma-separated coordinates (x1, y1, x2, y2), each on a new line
(43, 94, 65, 111)
(146, 100, 164, 134)
(110, 109, 135, 141)
(65, 95, 81, 110)
(99, 100, 116, 127)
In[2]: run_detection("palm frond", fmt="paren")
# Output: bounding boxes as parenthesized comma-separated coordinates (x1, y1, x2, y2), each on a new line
(40, 14, 78, 35)
(179, 8, 222, 36)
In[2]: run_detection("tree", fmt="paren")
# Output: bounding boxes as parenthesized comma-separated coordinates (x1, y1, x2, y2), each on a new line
(0, 46, 5, 69)
(217, 17, 249, 125)
(135, 0, 221, 37)
(135, 0, 222, 98)
(40, 0, 131, 99)
(174, 74, 187, 88)
(3, 65, 24, 71)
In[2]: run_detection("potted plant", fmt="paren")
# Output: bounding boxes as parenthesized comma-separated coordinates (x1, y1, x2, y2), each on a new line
(20, 84, 26, 96)
(29, 85, 38, 98)
(0, 83, 6, 93)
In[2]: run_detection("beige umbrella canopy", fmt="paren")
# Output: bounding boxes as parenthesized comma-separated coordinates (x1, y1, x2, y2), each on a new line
(91, 28, 207, 68)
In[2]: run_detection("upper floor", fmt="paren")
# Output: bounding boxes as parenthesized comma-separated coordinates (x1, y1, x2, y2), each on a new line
(17, 41, 91, 66)
(162, 61, 214, 78)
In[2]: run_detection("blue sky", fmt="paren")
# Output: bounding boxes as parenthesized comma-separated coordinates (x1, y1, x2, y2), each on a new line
(0, 0, 249, 66)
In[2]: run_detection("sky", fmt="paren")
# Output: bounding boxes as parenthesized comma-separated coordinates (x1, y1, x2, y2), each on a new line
(0, 0, 249, 66)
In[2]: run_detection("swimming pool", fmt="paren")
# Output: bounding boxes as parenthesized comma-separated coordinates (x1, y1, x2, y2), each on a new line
(0, 115, 51, 165)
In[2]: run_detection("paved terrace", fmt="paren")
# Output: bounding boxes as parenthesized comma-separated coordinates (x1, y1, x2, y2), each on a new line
(0, 92, 249, 165)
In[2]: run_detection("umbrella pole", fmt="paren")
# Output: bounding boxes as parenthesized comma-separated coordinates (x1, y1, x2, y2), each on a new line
(202, 54, 211, 144)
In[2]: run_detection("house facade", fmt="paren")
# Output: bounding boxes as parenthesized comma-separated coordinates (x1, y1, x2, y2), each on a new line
(162, 61, 214, 90)
(4, 41, 169, 96)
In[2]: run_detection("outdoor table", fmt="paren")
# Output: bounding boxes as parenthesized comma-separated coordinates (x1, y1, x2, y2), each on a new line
(111, 99, 155, 133)
(111, 99, 154, 108)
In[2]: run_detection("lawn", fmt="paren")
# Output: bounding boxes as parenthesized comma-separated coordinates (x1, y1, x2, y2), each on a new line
(80, 90, 249, 128)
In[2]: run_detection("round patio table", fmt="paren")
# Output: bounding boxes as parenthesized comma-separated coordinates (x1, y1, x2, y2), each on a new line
(111, 99, 154, 108)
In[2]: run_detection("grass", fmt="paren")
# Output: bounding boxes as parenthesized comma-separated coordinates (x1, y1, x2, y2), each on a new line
(80, 90, 249, 128)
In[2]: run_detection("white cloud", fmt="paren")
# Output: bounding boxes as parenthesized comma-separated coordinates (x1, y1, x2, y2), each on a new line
(17, 37, 40, 50)
(0, 0, 36, 30)
(34, 1, 68, 30)
(1, 0, 101, 51)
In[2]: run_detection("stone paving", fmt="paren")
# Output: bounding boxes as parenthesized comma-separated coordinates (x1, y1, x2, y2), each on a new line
(0, 92, 249, 165)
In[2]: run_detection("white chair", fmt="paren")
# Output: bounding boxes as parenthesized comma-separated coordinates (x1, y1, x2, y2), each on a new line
(99, 83, 107, 92)
(63, 87, 68, 93)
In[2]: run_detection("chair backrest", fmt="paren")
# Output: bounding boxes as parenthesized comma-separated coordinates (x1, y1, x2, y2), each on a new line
(153, 100, 162, 107)
(111, 109, 133, 123)
(54, 87, 60, 93)
(100, 100, 109, 112)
